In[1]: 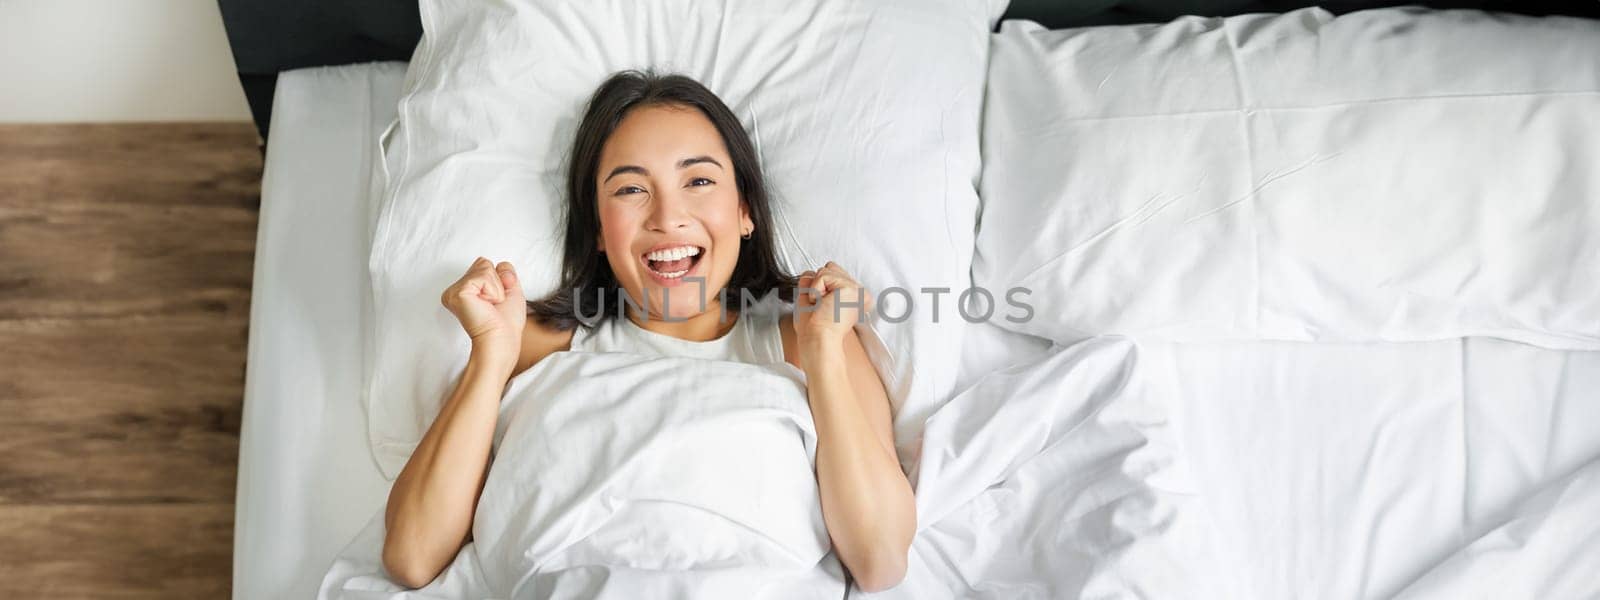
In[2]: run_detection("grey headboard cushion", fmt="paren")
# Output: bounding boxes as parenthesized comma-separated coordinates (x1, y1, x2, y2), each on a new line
(216, 0, 1600, 142)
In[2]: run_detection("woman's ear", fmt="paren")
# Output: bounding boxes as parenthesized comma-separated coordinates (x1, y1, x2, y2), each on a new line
(739, 201, 754, 237)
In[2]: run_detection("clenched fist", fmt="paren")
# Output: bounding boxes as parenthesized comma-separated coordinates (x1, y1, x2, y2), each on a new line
(795, 261, 873, 351)
(441, 257, 526, 363)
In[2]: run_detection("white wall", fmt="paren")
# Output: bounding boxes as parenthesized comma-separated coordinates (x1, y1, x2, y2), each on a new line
(0, 0, 252, 122)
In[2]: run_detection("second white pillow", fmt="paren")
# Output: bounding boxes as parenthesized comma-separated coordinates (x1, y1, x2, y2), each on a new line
(977, 8, 1600, 348)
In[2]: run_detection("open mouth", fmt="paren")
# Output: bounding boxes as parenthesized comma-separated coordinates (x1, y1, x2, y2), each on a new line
(641, 245, 705, 281)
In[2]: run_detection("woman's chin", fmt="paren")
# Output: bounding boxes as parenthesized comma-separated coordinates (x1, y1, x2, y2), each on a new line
(629, 290, 716, 323)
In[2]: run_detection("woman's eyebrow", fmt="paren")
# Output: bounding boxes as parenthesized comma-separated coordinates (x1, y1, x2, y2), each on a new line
(603, 165, 647, 183)
(602, 157, 719, 183)
(678, 155, 723, 170)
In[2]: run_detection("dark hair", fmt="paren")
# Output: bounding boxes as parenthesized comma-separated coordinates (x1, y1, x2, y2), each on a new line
(527, 70, 797, 331)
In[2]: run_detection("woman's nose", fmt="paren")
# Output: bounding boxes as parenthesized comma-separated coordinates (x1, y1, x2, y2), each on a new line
(645, 189, 691, 231)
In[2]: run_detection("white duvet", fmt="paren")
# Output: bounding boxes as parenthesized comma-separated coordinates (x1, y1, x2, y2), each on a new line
(323, 351, 845, 599)
(321, 337, 1199, 599)
(321, 338, 1599, 599)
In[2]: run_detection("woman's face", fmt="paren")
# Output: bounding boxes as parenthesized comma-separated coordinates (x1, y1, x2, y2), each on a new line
(595, 103, 753, 323)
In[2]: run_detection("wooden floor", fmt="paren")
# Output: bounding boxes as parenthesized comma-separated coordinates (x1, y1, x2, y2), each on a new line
(0, 123, 261, 598)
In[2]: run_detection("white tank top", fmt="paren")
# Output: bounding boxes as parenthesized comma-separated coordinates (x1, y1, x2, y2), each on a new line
(568, 292, 789, 366)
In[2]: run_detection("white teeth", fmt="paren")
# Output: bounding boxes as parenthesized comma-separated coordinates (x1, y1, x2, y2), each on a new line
(647, 263, 691, 278)
(645, 245, 702, 261)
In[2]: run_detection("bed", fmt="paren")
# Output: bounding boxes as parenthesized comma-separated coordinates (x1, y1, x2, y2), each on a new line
(230, 3, 1600, 599)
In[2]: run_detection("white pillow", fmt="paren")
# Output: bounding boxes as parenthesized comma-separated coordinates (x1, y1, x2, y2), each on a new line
(976, 8, 1600, 348)
(367, 0, 997, 477)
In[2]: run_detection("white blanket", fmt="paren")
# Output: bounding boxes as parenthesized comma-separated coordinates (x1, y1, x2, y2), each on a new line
(322, 336, 1597, 598)
(322, 338, 1194, 598)
(872, 337, 1211, 599)
(322, 351, 848, 599)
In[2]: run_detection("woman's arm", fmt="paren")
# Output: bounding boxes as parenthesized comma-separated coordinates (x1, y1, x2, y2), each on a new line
(382, 346, 513, 588)
(787, 262, 915, 592)
(382, 258, 527, 588)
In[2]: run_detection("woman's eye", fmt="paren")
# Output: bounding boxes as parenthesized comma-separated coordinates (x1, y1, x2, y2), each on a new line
(615, 185, 645, 196)
(688, 178, 714, 187)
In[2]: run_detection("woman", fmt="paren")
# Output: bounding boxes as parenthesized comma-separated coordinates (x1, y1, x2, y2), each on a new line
(380, 71, 915, 593)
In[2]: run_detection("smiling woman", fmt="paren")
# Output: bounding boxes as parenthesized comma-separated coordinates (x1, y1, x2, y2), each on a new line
(376, 71, 915, 594)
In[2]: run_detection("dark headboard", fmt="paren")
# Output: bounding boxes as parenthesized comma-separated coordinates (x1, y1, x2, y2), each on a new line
(217, 0, 420, 141)
(1004, 0, 1600, 27)
(217, 0, 1600, 142)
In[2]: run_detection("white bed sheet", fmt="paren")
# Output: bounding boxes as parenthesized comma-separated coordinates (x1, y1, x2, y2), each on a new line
(897, 334, 1600, 598)
(1147, 338, 1600, 598)
(234, 62, 407, 600)
(913, 329, 1600, 598)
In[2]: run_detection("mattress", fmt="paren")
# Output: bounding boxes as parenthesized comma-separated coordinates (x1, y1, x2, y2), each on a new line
(234, 62, 406, 600)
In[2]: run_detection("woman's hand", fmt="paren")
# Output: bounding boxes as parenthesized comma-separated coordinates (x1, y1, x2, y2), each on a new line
(795, 261, 874, 352)
(441, 257, 526, 368)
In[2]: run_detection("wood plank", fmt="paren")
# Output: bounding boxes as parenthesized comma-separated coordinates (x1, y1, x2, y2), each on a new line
(0, 503, 233, 598)
(0, 123, 261, 208)
(0, 316, 242, 505)
(0, 200, 256, 321)
(0, 122, 258, 597)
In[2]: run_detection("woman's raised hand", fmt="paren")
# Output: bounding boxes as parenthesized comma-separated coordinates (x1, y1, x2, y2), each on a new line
(441, 257, 527, 364)
(795, 261, 874, 350)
